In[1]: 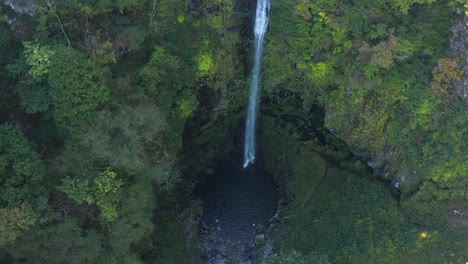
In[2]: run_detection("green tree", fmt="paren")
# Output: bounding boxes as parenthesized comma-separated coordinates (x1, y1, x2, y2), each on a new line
(23, 41, 54, 81)
(54, 102, 176, 226)
(0, 18, 20, 89)
(431, 57, 464, 96)
(51, 101, 174, 184)
(60, 168, 124, 223)
(0, 203, 37, 246)
(47, 45, 111, 135)
(392, 0, 438, 14)
(0, 124, 47, 207)
(139, 46, 181, 105)
(7, 217, 103, 264)
(15, 83, 51, 114)
(108, 173, 156, 264)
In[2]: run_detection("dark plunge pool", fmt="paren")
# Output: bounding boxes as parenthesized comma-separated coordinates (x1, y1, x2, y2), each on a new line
(197, 160, 278, 263)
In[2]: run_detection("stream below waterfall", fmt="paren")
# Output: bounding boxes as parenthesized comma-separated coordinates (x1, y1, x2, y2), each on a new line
(196, 160, 278, 263)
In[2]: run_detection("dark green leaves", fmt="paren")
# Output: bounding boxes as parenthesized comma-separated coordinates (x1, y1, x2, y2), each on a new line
(0, 124, 47, 207)
(47, 45, 111, 136)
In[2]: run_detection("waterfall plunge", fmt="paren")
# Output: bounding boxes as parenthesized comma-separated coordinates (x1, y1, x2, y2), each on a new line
(243, 0, 271, 168)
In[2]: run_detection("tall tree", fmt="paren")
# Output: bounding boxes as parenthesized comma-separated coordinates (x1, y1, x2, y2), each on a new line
(47, 45, 112, 136)
(0, 124, 47, 207)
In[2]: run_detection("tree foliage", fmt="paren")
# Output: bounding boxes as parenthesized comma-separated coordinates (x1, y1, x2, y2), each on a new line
(1, 0, 466, 262)
(60, 168, 123, 223)
(0, 124, 47, 207)
(23, 41, 54, 81)
(0, 203, 37, 246)
(8, 217, 103, 264)
(47, 45, 111, 135)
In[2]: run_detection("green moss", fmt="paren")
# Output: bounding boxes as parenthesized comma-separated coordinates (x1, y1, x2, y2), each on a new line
(261, 117, 327, 208)
(182, 110, 244, 174)
(196, 53, 214, 77)
(261, 118, 466, 263)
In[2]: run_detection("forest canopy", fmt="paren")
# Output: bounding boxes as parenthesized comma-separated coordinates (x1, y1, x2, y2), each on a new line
(0, 0, 466, 263)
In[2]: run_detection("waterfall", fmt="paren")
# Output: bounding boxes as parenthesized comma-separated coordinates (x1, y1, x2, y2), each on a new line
(243, 0, 271, 168)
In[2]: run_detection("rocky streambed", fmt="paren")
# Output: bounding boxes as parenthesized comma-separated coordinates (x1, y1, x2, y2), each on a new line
(196, 159, 285, 263)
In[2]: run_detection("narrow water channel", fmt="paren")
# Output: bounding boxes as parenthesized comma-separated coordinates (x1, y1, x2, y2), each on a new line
(197, 160, 278, 263)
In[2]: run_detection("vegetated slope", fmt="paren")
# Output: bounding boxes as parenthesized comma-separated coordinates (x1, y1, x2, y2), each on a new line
(0, 0, 466, 263)
(261, 0, 467, 262)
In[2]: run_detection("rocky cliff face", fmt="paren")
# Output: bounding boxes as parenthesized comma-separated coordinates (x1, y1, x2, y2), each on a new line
(2, 0, 36, 41)
(3, 0, 37, 16)
(451, 19, 468, 103)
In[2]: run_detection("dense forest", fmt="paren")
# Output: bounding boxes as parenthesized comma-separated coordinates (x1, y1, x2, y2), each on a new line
(0, 0, 466, 263)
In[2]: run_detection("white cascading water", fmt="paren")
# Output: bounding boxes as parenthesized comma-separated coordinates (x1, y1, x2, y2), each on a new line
(243, 0, 271, 168)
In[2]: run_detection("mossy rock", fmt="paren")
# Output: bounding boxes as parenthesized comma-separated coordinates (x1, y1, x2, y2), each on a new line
(395, 167, 422, 196)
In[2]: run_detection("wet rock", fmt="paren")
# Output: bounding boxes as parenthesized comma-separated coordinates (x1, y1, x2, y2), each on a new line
(4, 0, 38, 16)
(255, 223, 265, 233)
(268, 223, 277, 231)
(396, 167, 421, 195)
(453, 78, 468, 103)
(450, 19, 468, 103)
(205, 167, 216, 175)
(390, 180, 402, 201)
(2, 0, 36, 40)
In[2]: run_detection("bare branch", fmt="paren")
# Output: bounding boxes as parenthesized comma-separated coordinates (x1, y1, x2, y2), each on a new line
(46, 0, 71, 47)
